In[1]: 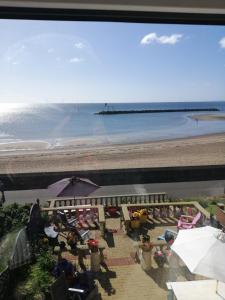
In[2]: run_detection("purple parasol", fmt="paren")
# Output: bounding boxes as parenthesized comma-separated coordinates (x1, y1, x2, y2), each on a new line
(48, 176, 100, 197)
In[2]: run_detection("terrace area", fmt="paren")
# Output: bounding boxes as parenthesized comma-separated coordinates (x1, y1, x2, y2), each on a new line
(40, 194, 210, 300)
(1, 189, 219, 300)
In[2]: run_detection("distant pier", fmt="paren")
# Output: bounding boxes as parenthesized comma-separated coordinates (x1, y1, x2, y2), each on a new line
(95, 108, 219, 115)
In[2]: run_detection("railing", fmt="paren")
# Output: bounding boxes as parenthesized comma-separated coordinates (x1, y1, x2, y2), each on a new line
(47, 192, 168, 208)
(42, 205, 106, 236)
(121, 201, 210, 231)
(42, 199, 210, 236)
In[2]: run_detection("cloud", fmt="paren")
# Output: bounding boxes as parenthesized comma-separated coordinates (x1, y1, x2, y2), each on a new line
(74, 42, 85, 49)
(47, 48, 54, 53)
(141, 33, 183, 45)
(4, 44, 26, 64)
(219, 37, 225, 48)
(69, 57, 84, 63)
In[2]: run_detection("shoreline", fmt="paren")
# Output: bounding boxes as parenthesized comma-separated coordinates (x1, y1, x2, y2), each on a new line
(189, 113, 225, 121)
(0, 132, 225, 174)
(0, 130, 225, 156)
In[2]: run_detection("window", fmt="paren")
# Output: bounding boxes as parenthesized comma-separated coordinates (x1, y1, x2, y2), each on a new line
(0, 10, 225, 300)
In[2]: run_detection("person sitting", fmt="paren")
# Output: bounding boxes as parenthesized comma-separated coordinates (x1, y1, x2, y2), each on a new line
(67, 231, 78, 253)
(53, 253, 76, 286)
(44, 219, 59, 250)
(165, 233, 175, 248)
(59, 241, 67, 252)
(136, 234, 153, 271)
(165, 231, 175, 244)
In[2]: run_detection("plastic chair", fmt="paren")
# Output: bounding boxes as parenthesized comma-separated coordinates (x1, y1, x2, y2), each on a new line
(57, 211, 90, 242)
(177, 212, 201, 229)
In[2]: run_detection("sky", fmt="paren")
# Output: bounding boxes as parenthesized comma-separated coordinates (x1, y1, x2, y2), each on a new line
(0, 20, 225, 103)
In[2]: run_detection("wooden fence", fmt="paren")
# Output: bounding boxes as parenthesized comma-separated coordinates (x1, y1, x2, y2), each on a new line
(47, 192, 168, 208)
(121, 201, 210, 231)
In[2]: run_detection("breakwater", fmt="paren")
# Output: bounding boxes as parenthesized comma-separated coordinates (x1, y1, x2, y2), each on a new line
(96, 108, 219, 115)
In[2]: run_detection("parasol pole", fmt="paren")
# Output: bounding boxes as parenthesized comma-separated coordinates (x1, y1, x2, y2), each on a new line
(215, 280, 225, 299)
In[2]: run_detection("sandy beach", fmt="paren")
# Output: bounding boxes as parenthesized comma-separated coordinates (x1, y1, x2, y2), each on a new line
(0, 132, 225, 174)
(190, 113, 225, 121)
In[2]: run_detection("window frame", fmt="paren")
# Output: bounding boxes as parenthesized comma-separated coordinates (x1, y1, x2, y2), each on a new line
(0, 6, 225, 25)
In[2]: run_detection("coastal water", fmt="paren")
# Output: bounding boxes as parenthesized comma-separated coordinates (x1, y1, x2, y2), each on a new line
(0, 101, 225, 152)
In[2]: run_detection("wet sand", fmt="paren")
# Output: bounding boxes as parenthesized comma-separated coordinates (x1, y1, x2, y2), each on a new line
(0, 133, 225, 174)
(190, 114, 225, 121)
(0, 141, 49, 152)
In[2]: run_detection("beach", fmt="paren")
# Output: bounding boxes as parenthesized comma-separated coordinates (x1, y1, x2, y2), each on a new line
(190, 114, 225, 121)
(0, 132, 225, 174)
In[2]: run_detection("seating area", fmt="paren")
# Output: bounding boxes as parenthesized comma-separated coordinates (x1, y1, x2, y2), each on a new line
(0, 197, 214, 300)
(34, 199, 211, 300)
(121, 201, 209, 233)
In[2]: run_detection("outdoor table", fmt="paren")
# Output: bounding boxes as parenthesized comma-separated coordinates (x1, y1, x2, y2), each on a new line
(76, 244, 105, 272)
(167, 280, 225, 300)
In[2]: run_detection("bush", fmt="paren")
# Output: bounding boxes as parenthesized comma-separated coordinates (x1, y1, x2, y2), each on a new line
(0, 203, 31, 238)
(13, 251, 56, 299)
(37, 251, 55, 272)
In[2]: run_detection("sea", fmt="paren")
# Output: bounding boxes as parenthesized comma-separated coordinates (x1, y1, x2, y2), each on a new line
(0, 101, 225, 152)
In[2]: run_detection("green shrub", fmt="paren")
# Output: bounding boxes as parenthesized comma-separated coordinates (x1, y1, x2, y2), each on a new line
(198, 199, 207, 208)
(37, 251, 55, 272)
(13, 251, 56, 299)
(0, 203, 31, 238)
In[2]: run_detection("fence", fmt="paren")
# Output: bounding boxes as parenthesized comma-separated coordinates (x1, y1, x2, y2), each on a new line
(47, 192, 168, 208)
(121, 201, 210, 231)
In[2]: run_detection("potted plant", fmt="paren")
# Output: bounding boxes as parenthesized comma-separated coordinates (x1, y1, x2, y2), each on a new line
(130, 211, 140, 229)
(153, 248, 167, 267)
(139, 209, 148, 224)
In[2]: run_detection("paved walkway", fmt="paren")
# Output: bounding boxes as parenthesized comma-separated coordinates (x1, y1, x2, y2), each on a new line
(60, 220, 198, 300)
(5, 179, 225, 205)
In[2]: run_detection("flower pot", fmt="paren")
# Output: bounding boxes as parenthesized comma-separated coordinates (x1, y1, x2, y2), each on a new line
(139, 209, 148, 223)
(154, 251, 167, 267)
(130, 219, 140, 229)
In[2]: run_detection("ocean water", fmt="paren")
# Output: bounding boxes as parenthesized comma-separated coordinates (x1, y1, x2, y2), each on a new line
(0, 101, 225, 151)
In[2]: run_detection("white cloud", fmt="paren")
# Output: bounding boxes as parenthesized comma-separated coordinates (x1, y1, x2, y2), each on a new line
(141, 33, 183, 45)
(47, 48, 54, 53)
(6, 56, 13, 62)
(4, 44, 26, 64)
(74, 42, 85, 49)
(69, 57, 84, 63)
(219, 37, 225, 48)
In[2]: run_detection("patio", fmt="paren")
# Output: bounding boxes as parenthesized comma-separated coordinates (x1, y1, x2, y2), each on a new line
(0, 201, 209, 300)
(57, 219, 206, 300)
